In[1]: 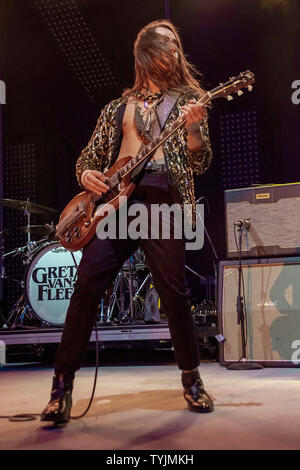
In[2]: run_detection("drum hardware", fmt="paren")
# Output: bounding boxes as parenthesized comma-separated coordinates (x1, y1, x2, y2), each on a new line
(0, 273, 23, 286)
(105, 271, 126, 325)
(120, 271, 152, 325)
(3, 238, 48, 264)
(126, 255, 134, 322)
(0, 198, 61, 328)
(97, 298, 105, 325)
(18, 224, 56, 237)
(5, 294, 31, 329)
(0, 198, 58, 246)
(2, 241, 82, 328)
(105, 249, 150, 325)
(143, 283, 161, 324)
(106, 261, 139, 325)
(2, 238, 46, 329)
(0, 226, 26, 328)
(0, 309, 7, 328)
(0, 198, 58, 215)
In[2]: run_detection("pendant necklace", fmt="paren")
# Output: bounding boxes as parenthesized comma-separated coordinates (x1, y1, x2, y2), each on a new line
(133, 90, 164, 143)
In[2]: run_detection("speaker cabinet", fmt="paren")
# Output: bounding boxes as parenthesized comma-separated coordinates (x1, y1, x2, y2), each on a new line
(218, 258, 300, 366)
(225, 182, 300, 258)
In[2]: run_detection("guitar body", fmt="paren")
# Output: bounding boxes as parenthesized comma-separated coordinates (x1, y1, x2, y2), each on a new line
(56, 156, 136, 251)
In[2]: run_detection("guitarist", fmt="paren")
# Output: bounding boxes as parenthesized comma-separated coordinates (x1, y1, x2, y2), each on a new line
(41, 19, 214, 425)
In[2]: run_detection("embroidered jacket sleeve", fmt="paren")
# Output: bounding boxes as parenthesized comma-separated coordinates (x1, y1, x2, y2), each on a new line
(163, 94, 212, 178)
(75, 101, 117, 187)
(186, 116, 212, 175)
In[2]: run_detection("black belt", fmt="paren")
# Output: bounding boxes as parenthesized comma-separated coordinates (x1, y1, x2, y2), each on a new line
(145, 161, 166, 172)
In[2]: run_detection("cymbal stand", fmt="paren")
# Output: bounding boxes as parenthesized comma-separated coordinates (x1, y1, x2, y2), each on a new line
(106, 270, 126, 324)
(98, 298, 105, 324)
(106, 257, 150, 324)
(119, 257, 147, 323)
(2, 259, 28, 328)
(25, 199, 31, 244)
(122, 271, 151, 323)
(0, 230, 8, 327)
(108, 257, 136, 324)
(126, 256, 134, 321)
(2, 238, 46, 328)
(5, 292, 26, 328)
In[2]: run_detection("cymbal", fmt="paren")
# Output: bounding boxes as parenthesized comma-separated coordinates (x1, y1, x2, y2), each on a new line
(19, 225, 55, 236)
(0, 198, 58, 214)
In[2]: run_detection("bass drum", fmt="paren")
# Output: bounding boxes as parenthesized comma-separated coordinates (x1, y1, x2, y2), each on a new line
(25, 241, 82, 326)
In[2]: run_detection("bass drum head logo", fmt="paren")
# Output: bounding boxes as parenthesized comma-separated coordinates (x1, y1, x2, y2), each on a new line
(26, 243, 82, 325)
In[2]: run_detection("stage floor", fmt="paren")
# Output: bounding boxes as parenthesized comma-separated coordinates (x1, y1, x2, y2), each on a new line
(0, 360, 299, 451)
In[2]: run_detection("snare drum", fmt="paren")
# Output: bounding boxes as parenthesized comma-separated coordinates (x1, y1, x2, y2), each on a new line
(25, 241, 82, 326)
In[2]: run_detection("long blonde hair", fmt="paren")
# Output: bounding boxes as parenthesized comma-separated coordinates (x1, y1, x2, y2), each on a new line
(123, 19, 205, 98)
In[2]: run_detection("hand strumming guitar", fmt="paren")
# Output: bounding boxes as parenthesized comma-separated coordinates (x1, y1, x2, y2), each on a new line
(81, 169, 110, 196)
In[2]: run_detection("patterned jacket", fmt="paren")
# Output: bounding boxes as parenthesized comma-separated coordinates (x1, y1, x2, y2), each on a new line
(75, 93, 213, 226)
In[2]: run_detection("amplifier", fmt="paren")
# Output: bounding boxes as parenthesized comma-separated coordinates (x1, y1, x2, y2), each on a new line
(218, 257, 300, 367)
(225, 182, 300, 258)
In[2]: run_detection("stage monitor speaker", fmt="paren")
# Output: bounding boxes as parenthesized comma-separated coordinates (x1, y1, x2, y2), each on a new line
(225, 182, 300, 258)
(218, 257, 300, 367)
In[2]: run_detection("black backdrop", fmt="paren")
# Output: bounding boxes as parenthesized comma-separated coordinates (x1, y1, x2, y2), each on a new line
(1, 0, 300, 316)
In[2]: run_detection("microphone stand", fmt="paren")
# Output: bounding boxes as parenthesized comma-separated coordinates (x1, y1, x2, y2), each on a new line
(226, 222, 263, 370)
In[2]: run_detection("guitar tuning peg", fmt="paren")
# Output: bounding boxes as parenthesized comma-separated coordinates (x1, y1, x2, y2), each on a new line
(237, 90, 243, 96)
(248, 85, 253, 91)
(227, 95, 233, 101)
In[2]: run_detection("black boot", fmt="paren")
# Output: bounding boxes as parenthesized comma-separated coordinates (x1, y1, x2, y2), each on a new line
(40, 374, 73, 425)
(181, 368, 214, 413)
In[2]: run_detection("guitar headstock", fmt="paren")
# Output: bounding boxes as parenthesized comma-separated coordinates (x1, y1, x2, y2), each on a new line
(208, 70, 255, 101)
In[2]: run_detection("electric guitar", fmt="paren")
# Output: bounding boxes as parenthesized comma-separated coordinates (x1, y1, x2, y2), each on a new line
(56, 70, 255, 251)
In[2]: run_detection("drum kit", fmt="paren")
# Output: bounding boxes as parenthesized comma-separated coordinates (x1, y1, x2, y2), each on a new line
(103, 249, 161, 326)
(0, 198, 161, 329)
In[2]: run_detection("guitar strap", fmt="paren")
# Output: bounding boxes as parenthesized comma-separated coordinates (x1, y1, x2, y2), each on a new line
(156, 91, 180, 131)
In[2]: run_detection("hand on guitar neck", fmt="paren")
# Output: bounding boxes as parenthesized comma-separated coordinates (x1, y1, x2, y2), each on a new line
(81, 169, 110, 196)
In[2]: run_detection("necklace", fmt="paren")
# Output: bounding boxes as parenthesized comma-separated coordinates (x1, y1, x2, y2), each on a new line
(132, 89, 163, 104)
(132, 90, 164, 144)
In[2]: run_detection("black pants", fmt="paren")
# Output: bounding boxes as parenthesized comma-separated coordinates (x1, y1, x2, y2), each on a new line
(55, 172, 200, 378)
